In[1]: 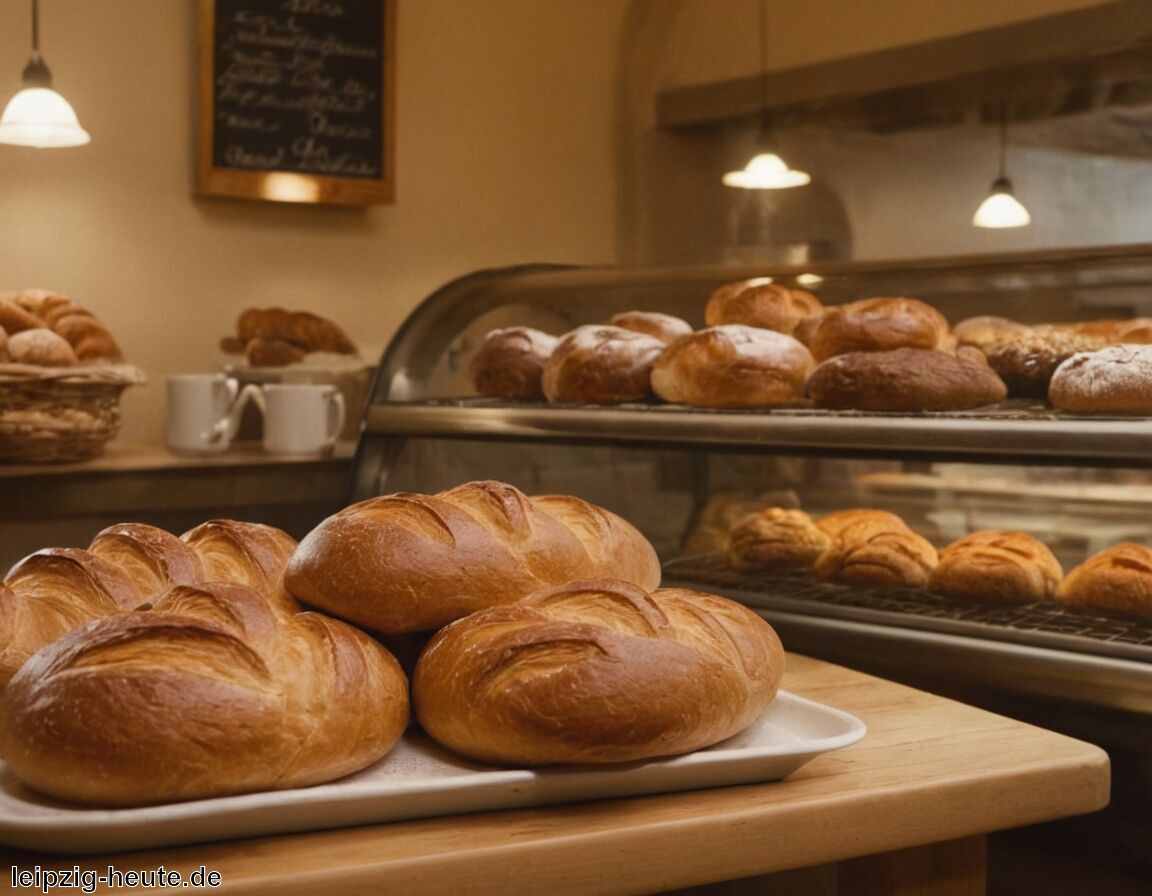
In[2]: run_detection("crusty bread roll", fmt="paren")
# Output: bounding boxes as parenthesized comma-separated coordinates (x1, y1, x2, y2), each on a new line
(182, 518, 300, 614)
(88, 522, 206, 602)
(1056, 543, 1152, 618)
(727, 508, 831, 571)
(542, 325, 664, 403)
(1, 581, 409, 806)
(807, 347, 1007, 412)
(235, 307, 358, 355)
(930, 530, 1062, 604)
(413, 578, 785, 766)
(285, 480, 662, 635)
(1048, 345, 1152, 414)
(808, 297, 951, 362)
(984, 326, 1104, 399)
(5, 289, 124, 363)
(951, 315, 1032, 350)
(6, 328, 79, 366)
(814, 510, 937, 589)
(469, 326, 559, 400)
(704, 280, 823, 338)
(816, 508, 907, 542)
(608, 311, 693, 345)
(650, 325, 815, 409)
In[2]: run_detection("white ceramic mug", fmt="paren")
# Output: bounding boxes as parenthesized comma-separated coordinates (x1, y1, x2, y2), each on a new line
(252, 383, 346, 456)
(165, 374, 255, 456)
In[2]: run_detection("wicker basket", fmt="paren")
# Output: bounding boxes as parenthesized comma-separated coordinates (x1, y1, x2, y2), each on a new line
(0, 364, 146, 464)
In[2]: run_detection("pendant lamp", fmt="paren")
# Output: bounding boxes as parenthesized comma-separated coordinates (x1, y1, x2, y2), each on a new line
(0, 0, 90, 148)
(722, 0, 808, 190)
(972, 104, 1028, 229)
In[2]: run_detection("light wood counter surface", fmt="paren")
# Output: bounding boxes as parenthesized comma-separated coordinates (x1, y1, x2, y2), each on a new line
(0, 653, 1110, 896)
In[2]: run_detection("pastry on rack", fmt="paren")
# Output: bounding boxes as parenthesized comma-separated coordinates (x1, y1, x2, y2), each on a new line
(727, 508, 831, 571)
(608, 311, 693, 344)
(650, 324, 815, 408)
(806, 347, 1008, 412)
(541, 324, 664, 403)
(1048, 344, 1152, 414)
(413, 578, 785, 765)
(469, 326, 559, 400)
(951, 315, 1032, 351)
(814, 509, 938, 589)
(0, 289, 124, 364)
(930, 529, 1063, 604)
(982, 325, 1104, 399)
(1056, 542, 1152, 618)
(808, 297, 952, 362)
(220, 307, 359, 367)
(704, 279, 824, 339)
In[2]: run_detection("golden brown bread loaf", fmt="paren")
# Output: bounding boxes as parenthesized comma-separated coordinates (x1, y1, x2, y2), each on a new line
(608, 311, 693, 344)
(2, 289, 124, 363)
(542, 325, 664, 403)
(951, 315, 1032, 350)
(704, 280, 823, 338)
(413, 578, 785, 765)
(469, 326, 559, 400)
(983, 326, 1104, 399)
(727, 508, 831, 571)
(1056, 543, 1152, 618)
(0, 580, 409, 806)
(284, 480, 662, 635)
(221, 307, 358, 366)
(650, 325, 815, 409)
(814, 510, 938, 589)
(1048, 345, 1152, 414)
(807, 347, 1007, 412)
(808, 297, 951, 362)
(930, 530, 1062, 604)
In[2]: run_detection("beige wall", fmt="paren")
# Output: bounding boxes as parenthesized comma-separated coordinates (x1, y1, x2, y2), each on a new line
(0, 1, 629, 442)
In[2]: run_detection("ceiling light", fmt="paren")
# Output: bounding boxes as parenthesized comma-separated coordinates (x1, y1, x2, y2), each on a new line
(973, 104, 1028, 229)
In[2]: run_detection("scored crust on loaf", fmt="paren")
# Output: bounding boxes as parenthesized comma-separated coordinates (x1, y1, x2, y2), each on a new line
(650, 324, 815, 409)
(469, 326, 559, 400)
(1056, 543, 1152, 618)
(930, 529, 1063, 604)
(727, 508, 831, 571)
(808, 297, 951, 362)
(542, 324, 664, 404)
(284, 480, 662, 634)
(1048, 344, 1152, 414)
(0, 581, 410, 805)
(951, 315, 1032, 350)
(704, 280, 823, 337)
(608, 311, 693, 344)
(814, 509, 938, 589)
(413, 578, 785, 765)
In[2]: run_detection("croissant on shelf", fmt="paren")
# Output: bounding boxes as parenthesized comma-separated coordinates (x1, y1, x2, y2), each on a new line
(220, 307, 359, 367)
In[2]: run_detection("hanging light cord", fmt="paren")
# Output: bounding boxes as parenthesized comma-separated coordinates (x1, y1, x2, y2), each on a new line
(998, 102, 1008, 180)
(23, 0, 52, 87)
(757, 0, 772, 137)
(31, 0, 40, 55)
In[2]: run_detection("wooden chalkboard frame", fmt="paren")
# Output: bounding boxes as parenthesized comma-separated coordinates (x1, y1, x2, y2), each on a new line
(196, 0, 395, 206)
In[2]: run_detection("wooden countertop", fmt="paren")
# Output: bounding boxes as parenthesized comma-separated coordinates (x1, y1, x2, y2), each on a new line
(0, 653, 1110, 896)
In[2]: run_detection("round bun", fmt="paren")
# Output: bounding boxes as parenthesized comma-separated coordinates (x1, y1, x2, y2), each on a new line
(951, 316, 1032, 350)
(814, 510, 937, 589)
(3, 290, 123, 363)
(807, 347, 1007, 412)
(1048, 344, 1152, 414)
(413, 578, 786, 766)
(608, 311, 693, 344)
(705, 280, 823, 337)
(727, 508, 831, 571)
(1057, 543, 1152, 618)
(930, 530, 1062, 604)
(542, 325, 664, 404)
(6, 328, 79, 366)
(651, 325, 814, 409)
(983, 326, 1104, 399)
(469, 327, 559, 401)
(284, 480, 662, 635)
(808, 297, 951, 362)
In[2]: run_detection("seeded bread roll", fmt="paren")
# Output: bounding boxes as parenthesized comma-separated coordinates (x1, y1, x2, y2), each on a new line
(807, 347, 1007, 412)
(930, 530, 1063, 604)
(608, 311, 693, 345)
(704, 280, 823, 338)
(814, 510, 937, 589)
(1057, 543, 1152, 618)
(727, 508, 831, 571)
(984, 326, 1105, 399)
(413, 578, 785, 766)
(808, 297, 951, 362)
(542, 325, 664, 404)
(469, 327, 559, 400)
(1048, 344, 1152, 414)
(651, 325, 815, 409)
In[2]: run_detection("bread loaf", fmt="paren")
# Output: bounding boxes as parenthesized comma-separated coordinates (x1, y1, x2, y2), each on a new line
(930, 530, 1062, 604)
(814, 510, 938, 589)
(650, 325, 814, 408)
(807, 347, 1007, 412)
(284, 480, 662, 634)
(809, 297, 951, 362)
(236, 307, 358, 355)
(1048, 345, 1152, 414)
(951, 315, 1032, 350)
(413, 578, 785, 765)
(542, 325, 664, 403)
(3, 289, 123, 363)
(469, 326, 559, 400)
(704, 280, 823, 338)
(608, 311, 693, 344)
(984, 326, 1104, 399)
(1056, 543, 1152, 618)
(0, 581, 409, 805)
(727, 508, 831, 571)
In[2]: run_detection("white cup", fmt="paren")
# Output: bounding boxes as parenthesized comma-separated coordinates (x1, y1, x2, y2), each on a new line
(252, 383, 346, 456)
(165, 374, 255, 456)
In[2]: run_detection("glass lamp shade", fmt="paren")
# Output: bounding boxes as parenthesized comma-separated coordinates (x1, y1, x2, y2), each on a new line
(972, 177, 1030, 229)
(0, 86, 90, 148)
(723, 151, 810, 189)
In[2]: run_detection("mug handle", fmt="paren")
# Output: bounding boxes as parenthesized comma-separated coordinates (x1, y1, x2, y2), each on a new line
(326, 390, 346, 446)
(204, 382, 259, 445)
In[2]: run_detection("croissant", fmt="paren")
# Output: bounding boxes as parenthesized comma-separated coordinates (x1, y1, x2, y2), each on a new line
(0, 581, 409, 806)
(5, 289, 124, 363)
(413, 579, 785, 766)
(285, 480, 662, 634)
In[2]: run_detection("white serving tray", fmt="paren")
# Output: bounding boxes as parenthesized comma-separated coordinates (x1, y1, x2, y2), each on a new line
(0, 691, 864, 854)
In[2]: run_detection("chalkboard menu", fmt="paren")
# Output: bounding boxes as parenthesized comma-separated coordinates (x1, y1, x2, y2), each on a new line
(197, 0, 395, 205)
